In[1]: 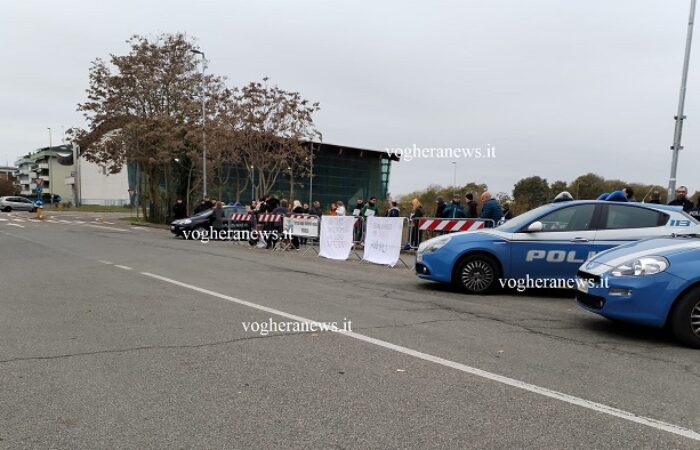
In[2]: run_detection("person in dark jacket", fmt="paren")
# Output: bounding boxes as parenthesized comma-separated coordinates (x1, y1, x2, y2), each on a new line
(623, 186, 636, 202)
(360, 197, 380, 217)
(386, 201, 400, 217)
(465, 193, 478, 218)
(646, 190, 661, 204)
(668, 185, 694, 212)
(267, 199, 289, 249)
(193, 198, 209, 215)
(479, 192, 502, 227)
(173, 199, 187, 220)
(435, 197, 446, 218)
(308, 201, 323, 217)
(442, 194, 466, 218)
(266, 195, 280, 212)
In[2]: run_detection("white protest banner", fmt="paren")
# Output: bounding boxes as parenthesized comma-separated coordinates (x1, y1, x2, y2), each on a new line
(283, 216, 319, 238)
(319, 215, 356, 260)
(362, 216, 404, 266)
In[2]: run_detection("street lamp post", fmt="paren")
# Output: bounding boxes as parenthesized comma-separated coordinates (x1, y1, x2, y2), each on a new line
(47, 127, 53, 205)
(250, 165, 255, 202)
(668, 0, 697, 198)
(308, 143, 314, 205)
(191, 49, 207, 198)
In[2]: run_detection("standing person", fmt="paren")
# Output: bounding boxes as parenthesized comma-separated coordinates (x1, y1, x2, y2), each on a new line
(442, 194, 466, 218)
(291, 200, 304, 249)
(173, 199, 187, 220)
(302, 202, 310, 213)
(194, 198, 208, 214)
(328, 203, 338, 216)
(308, 200, 323, 217)
(668, 185, 694, 212)
(408, 198, 425, 249)
(267, 199, 289, 249)
(386, 201, 400, 217)
(361, 197, 380, 217)
(480, 191, 502, 227)
(353, 199, 365, 216)
(623, 186, 636, 202)
(292, 200, 304, 213)
(465, 193, 478, 218)
(435, 196, 446, 218)
(210, 201, 226, 238)
(336, 201, 346, 216)
(647, 190, 661, 204)
(266, 194, 280, 212)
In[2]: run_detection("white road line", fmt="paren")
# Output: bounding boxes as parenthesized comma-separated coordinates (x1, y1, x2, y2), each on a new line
(47, 220, 59, 223)
(139, 270, 700, 443)
(114, 265, 132, 270)
(97, 260, 113, 265)
(85, 224, 130, 232)
(0, 218, 7, 222)
(7, 223, 24, 228)
(73, 221, 86, 224)
(12, 219, 25, 223)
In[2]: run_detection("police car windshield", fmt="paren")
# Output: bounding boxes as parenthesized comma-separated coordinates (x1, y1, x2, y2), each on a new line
(496, 203, 559, 232)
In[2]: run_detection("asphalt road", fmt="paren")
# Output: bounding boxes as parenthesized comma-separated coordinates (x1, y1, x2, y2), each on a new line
(1, 211, 698, 449)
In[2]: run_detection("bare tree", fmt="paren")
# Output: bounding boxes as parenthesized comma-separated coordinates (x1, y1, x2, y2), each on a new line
(227, 78, 321, 197)
(69, 33, 227, 222)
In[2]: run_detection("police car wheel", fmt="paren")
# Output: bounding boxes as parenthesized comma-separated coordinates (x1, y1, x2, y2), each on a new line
(2, 207, 11, 212)
(669, 286, 700, 349)
(453, 254, 499, 294)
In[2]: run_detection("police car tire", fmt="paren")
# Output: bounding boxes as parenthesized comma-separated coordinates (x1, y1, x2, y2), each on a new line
(669, 286, 700, 349)
(453, 254, 500, 295)
(2, 207, 11, 212)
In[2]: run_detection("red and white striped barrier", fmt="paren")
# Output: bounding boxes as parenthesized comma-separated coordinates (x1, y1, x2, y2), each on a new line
(287, 213, 318, 219)
(257, 214, 283, 223)
(230, 213, 252, 221)
(418, 218, 486, 232)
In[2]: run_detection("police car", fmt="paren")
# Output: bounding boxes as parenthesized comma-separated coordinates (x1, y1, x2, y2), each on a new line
(416, 200, 696, 294)
(576, 230, 700, 348)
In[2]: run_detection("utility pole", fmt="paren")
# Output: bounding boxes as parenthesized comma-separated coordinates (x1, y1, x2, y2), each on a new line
(191, 49, 207, 198)
(47, 127, 53, 205)
(308, 143, 314, 205)
(668, 0, 697, 198)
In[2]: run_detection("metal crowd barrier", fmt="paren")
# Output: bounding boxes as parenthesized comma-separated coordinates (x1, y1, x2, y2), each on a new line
(406, 217, 496, 249)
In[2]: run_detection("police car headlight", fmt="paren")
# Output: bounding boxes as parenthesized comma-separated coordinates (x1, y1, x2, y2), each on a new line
(418, 235, 452, 254)
(610, 256, 669, 277)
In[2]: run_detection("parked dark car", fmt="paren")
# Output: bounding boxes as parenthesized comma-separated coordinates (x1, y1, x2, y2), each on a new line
(170, 205, 250, 239)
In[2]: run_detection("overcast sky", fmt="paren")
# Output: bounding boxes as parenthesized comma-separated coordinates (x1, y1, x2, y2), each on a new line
(1, 0, 699, 197)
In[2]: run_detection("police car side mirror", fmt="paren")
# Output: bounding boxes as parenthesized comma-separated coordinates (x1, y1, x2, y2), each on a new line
(526, 221, 543, 232)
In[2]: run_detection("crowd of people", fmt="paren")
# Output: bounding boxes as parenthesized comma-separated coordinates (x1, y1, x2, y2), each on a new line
(173, 184, 699, 249)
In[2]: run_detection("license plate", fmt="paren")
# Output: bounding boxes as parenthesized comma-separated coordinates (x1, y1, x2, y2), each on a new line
(577, 278, 589, 294)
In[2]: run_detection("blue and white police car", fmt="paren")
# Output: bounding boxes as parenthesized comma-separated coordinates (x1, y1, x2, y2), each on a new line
(416, 200, 696, 294)
(576, 230, 700, 348)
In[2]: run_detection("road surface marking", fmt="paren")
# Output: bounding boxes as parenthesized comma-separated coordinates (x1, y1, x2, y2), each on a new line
(7, 223, 24, 228)
(114, 265, 132, 270)
(73, 221, 86, 224)
(97, 260, 113, 265)
(139, 270, 700, 443)
(0, 218, 7, 222)
(12, 219, 25, 223)
(85, 224, 130, 232)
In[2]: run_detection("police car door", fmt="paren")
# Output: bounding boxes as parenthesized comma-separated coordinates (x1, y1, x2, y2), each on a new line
(510, 204, 598, 280)
(591, 204, 687, 256)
